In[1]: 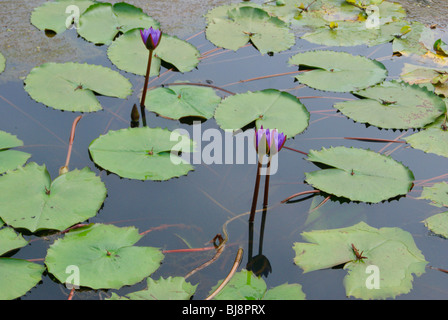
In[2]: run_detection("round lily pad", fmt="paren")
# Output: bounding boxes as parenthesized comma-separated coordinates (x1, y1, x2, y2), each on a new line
(205, 6, 295, 54)
(88, 127, 195, 181)
(0, 258, 45, 300)
(24, 62, 133, 112)
(0, 130, 31, 174)
(419, 182, 448, 207)
(424, 212, 448, 238)
(77, 2, 159, 45)
(44, 223, 164, 290)
(334, 81, 447, 129)
(31, 0, 95, 34)
(146, 85, 221, 120)
(404, 115, 448, 158)
(293, 221, 427, 299)
(107, 29, 200, 76)
(214, 89, 309, 138)
(304, 146, 414, 203)
(288, 50, 388, 92)
(0, 162, 107, 233)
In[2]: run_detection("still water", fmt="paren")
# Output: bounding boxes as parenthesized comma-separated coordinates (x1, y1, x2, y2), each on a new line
(1, 0, 448, 300)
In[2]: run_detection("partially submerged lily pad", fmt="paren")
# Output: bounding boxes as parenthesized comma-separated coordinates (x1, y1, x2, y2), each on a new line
(209, 269, 306, 300)
(214, 89, 309, 138)
(304, 146, 414, 203)
(31, 0, 95, 35)
(24, 62, 132, 112)
(403, 115, 448, 158)
(77, 2, 159, 45)
(288, 50, 387, 92)
(423, 212, 448, 238)
(293, 221, 427, 299)
(0, 225, 44, 300)
(145, 85, 221, 120)
(108, 277, 197, 300)
(0, 162, 107, 232)
(400, 63, 448, 97)
(45, 223, 164, 290)
(0, 130, 31, 174)
(419, 182, 448, 207)
(205, 6, 295, 54)
(88, 127, 194, 181)
(334, 81, 447, 129)
(107, 29, 200, 76)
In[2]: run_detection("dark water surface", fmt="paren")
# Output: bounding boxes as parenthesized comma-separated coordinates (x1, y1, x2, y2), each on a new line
(2, 0, 448, 300)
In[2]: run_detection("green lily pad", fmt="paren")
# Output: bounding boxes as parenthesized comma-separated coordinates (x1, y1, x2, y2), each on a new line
(293, 221, 427, 299)
(24, 62, 132, 112)
(31, 0, 95, 34)
(205, 6, 295, 54)
(0, 226, 28, 256)
(392, 21, 434, 57)
(45, 223, 164, 290)
(403, 115, 448, 158)
(419, 182, 448, 207)
(214, 89, 309, 138)
(0, 162, 107, 232)
(0, 130, 31, 174)
(146, 85, 221, 120)
(434, 39, 448, 57)
(400, 63, 448, 97)
(334, 81, 447, 129)
(77, 2, 159, 45)
(0, 258, 45, 300)
(423, 212, 448, 238)
(209, 269, 306, 300)
(288, 50, 388, 92)
(304, 146, 414, 203)
(107, 29, 200, 76)
(0, 52, 5, 73)
(108, 277, 197, 300)
(88, 127, 194, 181)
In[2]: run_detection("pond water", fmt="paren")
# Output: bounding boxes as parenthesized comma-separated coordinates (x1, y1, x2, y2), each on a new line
(2, 0, 448, 300)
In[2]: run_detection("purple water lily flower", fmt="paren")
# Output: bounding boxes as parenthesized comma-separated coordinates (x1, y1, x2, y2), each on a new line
(140, 27, 162, 50)
(255, 126, 286, 155)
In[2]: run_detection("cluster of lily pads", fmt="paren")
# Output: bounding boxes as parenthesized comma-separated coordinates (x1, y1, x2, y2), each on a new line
(1, 0, 448, 300)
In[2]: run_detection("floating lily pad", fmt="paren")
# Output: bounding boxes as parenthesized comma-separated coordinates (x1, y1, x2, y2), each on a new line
(403, 115, 448, 158)
(392, 21, 434, 57)
(0, 52, 5, 73)
(293, 221, 427, 299)
(0, 162, 107, 233)
(146, 85, 221, 120)
(77, 2, 159, 45)
(107, 29, 200, 76)
(419, 182, 448, 207)
(304, 146, 414, 203)
(205, 6, 295, 54)
(0, 258, 45, 300)
(400, 63, 448, 97)
(45, 223, 164, 290)
(24, 62, 132, 112)
(209, 269, 306, 300)
(0, 225, 44, 300)
(89, 127, 194, 181)
(31, 0, 95, 34)
(334, 81, 447, 129)
(108, 277, 197, 300)
(214, 89, 309, 138)
(0, 130, 31, 174)
(288, 50, 388, 92)
(423, 212, 448, 238)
